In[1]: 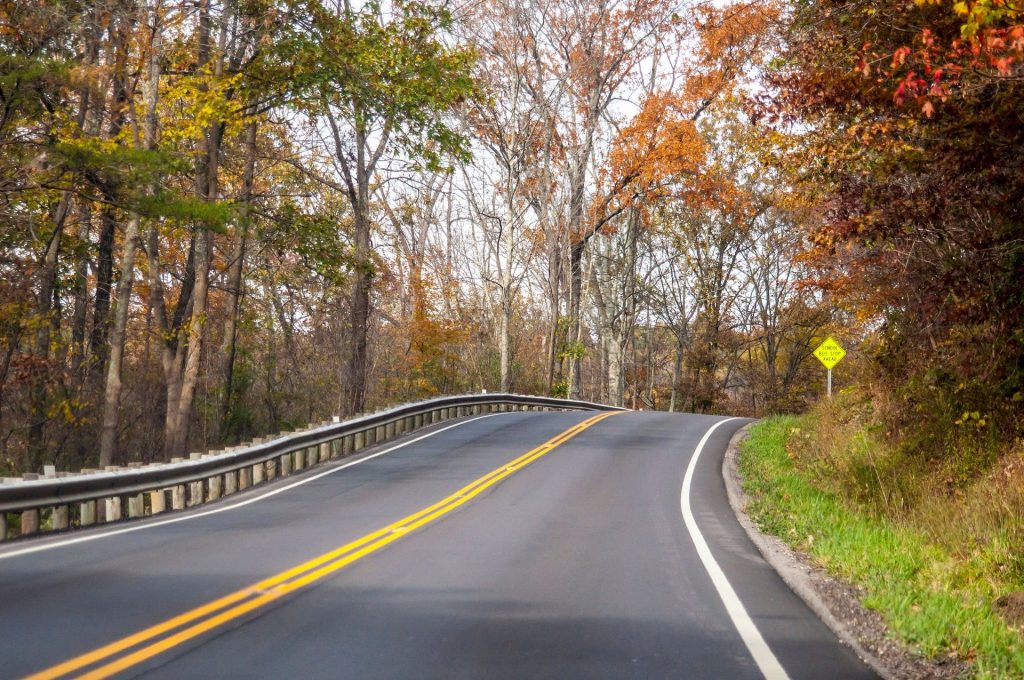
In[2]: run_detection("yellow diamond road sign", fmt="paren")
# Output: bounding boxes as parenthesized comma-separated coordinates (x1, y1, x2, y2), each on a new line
(813, 337, 846, 369)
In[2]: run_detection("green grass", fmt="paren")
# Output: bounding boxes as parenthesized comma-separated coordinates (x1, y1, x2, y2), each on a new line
(739, 416, 1024, 678)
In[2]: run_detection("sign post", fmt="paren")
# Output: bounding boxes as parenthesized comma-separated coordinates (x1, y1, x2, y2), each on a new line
(812, 337, 846, 398)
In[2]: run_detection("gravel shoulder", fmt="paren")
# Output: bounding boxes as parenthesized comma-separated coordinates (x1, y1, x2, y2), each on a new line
(723, 425, 971, 680)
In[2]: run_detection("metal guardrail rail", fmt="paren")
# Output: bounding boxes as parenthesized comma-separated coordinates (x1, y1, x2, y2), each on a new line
(0, 393, 625, 543)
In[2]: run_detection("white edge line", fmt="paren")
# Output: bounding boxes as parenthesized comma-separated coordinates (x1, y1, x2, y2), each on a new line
(681, 418, 791, 680)
(0, 413, 511, 562)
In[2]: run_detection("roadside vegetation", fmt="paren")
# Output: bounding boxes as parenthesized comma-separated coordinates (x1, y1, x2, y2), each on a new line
(740, 411, 1024, 677)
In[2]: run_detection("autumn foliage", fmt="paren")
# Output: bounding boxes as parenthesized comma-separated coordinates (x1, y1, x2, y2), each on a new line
(766, 0, 1024, 444)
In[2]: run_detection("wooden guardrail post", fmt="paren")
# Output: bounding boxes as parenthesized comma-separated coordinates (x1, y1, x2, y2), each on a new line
(188, 482, 204, 507)
(172, 485, 186, 510)
(80, 500, 96, 526)
(128, 494, 145, 518)
(0, 513, 6, 541)
(225, 470, 238, 495)
(52, 505, 69, 530)
(106, 497, 122, 521)
(150, 490, 166, 514)
(354, 430, 365, 452)
(319, 442, 330, 464)
(21, 508, 40, 535)
(210, 474, 223, 500)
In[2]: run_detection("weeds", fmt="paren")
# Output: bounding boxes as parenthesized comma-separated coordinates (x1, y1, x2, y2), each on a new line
(740, 416, 1024, 677)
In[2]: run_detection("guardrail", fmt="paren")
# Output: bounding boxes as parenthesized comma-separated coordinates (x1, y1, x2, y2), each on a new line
(0, 393, 624, 543)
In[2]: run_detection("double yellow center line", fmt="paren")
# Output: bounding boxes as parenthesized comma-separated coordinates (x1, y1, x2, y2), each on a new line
(28, 410, 620, 680)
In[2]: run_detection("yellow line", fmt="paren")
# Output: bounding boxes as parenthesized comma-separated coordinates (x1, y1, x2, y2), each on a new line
(26, 410, 620, 680)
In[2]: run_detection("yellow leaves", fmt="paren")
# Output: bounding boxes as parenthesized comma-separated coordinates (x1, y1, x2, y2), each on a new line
(160, 72, 244, 146)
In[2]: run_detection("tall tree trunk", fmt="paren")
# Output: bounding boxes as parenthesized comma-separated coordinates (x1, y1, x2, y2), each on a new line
(29, 195, 73, 466)
(544, 248, 560, 394)
(566, 239, 585, 399)
(345, 122, 372, 416)
(217, 118, 257, 442)
(97, 215, 141, 466)
(87, 18, 130, 382)
(98, 14, 162, 467)
(347, 196, 372, 415)
(69, 203, 92, 377)
(669, 340, 683, 413)
(499, 195, 515, 393)
(88, 209, 116, 375)
(165, 0, 225, 457)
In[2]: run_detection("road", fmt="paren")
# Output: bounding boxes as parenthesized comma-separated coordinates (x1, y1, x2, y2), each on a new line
(0, 411, 875, 679)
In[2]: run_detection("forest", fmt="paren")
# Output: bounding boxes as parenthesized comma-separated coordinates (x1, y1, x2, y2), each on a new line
(0, 0, 1020, 476)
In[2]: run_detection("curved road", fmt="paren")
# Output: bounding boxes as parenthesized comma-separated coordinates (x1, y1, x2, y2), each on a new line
(0, 411, 875, 679)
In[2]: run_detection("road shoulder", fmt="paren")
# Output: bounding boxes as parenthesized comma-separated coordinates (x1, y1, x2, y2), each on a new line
(722, 425, 966, 680)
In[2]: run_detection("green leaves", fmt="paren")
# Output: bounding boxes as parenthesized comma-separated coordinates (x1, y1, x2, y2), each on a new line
(281, 0, 478, 168)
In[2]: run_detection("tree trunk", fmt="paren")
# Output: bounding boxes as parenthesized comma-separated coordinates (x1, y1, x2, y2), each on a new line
(217, 118, 257, 441)
(347, 202, 372, 415)
(29, 195, 72, 466)
(566, 239, 585, 399)
(499, 195, 515, 392)
(164, 0, 223, 457)
(345, 122, 373, 416)
(669, 339, 683, 412)
(97, 215, 141, 466)
(98, 17, 162, 466)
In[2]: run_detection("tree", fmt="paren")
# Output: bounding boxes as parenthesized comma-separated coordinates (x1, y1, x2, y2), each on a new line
(295, 0, 475, 415)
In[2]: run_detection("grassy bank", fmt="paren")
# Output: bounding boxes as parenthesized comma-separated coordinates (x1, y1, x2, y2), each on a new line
(739, 415, 1024, 678)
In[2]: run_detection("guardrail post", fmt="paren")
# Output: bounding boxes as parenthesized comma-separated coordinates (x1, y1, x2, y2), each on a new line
(280, 454, 293, 476)
(225, 470, 238, 495)
(172, 485, 186, 510)
(52, 505, 69, 530)
(375, 424, 385, 443)
(240, 466, 252, 489)
(251, 463, 264, 485)
(342, 434, 354, 456)
(385, 421, 395, 439)
(294, 450, 305, 471)
(21, 509, 39, 535)
(188, 482, 203, 507)
(331, 439, 342, 459)
(150, 490, 166, 514)
(105, 497, 122, 521)
(0, 514, 6, 540)
(128, 494, 145, 518)
(319, 442, 330, 464)
(80, 500, 96, 526)
(366, 428, 376, 447)
(209, 475, 223, 501)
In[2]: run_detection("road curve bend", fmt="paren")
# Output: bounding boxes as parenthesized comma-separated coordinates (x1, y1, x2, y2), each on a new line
(0, 411, 875, 679)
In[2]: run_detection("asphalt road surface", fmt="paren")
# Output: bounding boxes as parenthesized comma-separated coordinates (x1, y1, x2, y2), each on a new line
(0, 411, 876, 679)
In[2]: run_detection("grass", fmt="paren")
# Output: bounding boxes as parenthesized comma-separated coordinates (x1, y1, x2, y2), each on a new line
(739, 415, 1024, 678)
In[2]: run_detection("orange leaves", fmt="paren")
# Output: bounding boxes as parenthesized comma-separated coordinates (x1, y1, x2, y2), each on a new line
(606, 91, 703, 199)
